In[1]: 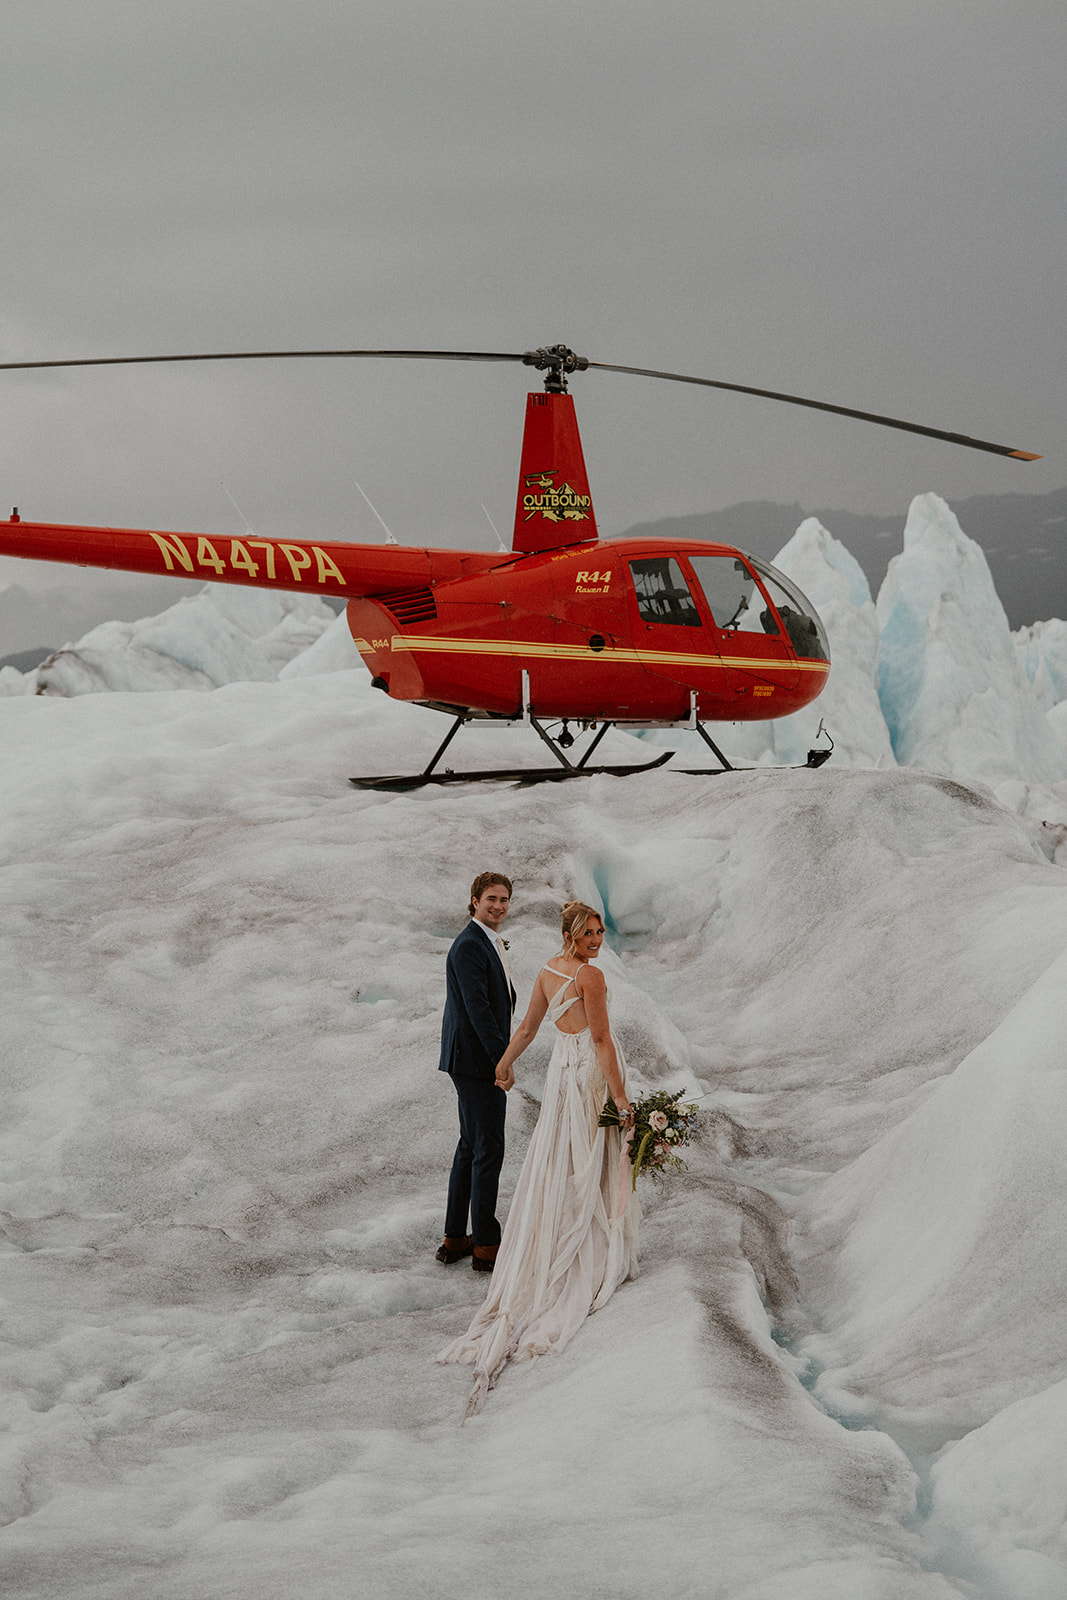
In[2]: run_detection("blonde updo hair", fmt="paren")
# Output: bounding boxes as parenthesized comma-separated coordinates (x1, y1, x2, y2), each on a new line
(558, 900, 603, 955)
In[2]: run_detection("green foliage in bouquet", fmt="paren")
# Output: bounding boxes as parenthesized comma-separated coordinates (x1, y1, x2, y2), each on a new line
(599, 1088, 700, 1191)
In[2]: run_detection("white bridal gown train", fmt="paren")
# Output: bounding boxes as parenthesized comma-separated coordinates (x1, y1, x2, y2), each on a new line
(436, 966, 640, 1415)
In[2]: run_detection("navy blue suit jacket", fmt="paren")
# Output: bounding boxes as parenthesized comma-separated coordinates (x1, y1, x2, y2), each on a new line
(439, 920, 516, 1081)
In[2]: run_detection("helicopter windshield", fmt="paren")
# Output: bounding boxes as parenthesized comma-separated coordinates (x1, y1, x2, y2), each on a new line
(688, 556, 776, 635)
(747, 557, 830, 661)
(688, 553, 829, 661)
(628, 557, 702, 627)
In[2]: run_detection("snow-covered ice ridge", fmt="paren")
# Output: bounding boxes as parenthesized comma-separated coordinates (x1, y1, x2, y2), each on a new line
(0, 583, 354, 699)
(4, 491, 1067, 803)
(3, 652, 1067, 1598)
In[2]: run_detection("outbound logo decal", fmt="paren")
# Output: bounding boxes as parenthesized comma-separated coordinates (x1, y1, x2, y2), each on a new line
(522, 469, 591, 524)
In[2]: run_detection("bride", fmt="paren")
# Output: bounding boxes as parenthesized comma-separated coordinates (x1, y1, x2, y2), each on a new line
(436, 901, 640, 1414)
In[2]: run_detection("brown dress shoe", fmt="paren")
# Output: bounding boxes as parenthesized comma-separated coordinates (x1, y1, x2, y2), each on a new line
(471, 1243, 499, 1273)
(435, 1235, 473, 1265)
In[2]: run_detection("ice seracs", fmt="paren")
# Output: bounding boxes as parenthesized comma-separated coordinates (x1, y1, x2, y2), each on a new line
(1013, 615, 1067, 712)
(876, 493, 1067, 787)
(763, 517, 895, 769)
(31, 583, 338, 695)
(278, 609, 363, 678)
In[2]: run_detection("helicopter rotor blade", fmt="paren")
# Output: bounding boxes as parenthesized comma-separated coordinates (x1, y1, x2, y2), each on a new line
(0, 348, 523, 372)
(0, 345, 1040, 461)
(585, 359, 1042, 462)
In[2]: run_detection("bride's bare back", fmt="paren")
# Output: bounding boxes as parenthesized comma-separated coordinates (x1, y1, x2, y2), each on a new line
(492, 913, 630, 1119)
(540, 961, 590, 1035)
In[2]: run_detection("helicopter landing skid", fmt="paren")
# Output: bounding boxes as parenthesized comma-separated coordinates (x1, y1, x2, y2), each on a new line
(349, 712, 676, 791)
(349, 753, 674, 791)
(348, 709, 833, 790)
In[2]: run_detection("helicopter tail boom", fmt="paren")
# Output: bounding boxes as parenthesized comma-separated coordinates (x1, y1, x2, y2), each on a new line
(0, 514, 503, 598)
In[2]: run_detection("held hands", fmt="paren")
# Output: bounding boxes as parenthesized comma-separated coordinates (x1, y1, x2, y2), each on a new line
(495, 1064, 515, 1092)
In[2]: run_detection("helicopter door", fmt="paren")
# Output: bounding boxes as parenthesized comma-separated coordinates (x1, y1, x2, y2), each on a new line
(686, 554, 800, 705)
(626, 556, 722, 717)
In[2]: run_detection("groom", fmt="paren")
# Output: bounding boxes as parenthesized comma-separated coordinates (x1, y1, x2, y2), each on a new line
(437, 871, 516, 1273)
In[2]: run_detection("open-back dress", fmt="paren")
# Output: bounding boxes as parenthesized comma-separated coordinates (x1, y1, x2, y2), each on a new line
(436, 964, 640, 1415)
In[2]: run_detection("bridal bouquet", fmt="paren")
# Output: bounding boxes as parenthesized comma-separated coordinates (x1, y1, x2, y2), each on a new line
(599, 1089, 700, 1190)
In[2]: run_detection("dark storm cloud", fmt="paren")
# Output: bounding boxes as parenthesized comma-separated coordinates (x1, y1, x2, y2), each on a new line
(1, 0, 1063, 562)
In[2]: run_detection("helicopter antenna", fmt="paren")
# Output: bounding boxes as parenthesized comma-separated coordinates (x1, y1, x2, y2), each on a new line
(481, 502, 507, 552)
(220, 480, 257, 538)
(353, 478, 398, 545)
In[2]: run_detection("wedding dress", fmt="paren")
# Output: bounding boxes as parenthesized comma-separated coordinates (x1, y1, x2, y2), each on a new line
(436, 965, 640, 1415)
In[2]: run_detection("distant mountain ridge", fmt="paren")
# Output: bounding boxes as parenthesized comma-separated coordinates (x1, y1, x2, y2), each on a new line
(0, 644, 51, 672)
(616, 486, 1067, 630)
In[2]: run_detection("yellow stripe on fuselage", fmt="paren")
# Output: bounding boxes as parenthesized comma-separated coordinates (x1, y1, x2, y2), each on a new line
(721, 655, 829, 674)
(370, 634, 829, 675)
(393, 635, 662, 666)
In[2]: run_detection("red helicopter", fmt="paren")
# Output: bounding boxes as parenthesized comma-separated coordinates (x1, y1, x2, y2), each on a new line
(0, 343, 1040, 786)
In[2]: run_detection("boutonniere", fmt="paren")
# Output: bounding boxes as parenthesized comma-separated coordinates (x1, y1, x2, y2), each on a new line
(500, 938, 511, 951)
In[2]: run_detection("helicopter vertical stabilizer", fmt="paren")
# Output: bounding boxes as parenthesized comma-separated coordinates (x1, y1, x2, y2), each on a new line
(512, 391, 598, 554)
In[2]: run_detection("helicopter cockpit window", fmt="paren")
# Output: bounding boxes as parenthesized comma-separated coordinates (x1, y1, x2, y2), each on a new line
(688, 556, 779, 636)
(747, 558, 830, 662)
(628, 558, 702, 627)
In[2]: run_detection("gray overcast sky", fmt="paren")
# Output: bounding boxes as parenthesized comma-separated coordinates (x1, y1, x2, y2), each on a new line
(1, 0, 1064, 561)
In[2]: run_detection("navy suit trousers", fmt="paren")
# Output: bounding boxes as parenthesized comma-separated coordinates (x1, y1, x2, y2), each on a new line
(444, 1074, 507, 1246)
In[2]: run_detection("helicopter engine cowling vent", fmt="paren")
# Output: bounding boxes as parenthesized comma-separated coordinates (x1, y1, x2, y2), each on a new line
(374, 587, 438, 626)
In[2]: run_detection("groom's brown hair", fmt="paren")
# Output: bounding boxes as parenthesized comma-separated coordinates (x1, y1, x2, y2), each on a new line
(468, 871, 513, 915)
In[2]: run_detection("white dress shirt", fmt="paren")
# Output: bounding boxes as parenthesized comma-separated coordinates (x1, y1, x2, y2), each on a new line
(472, 918, 513, 1006)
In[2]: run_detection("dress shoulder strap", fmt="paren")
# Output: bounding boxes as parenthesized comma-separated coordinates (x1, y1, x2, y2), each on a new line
(542, 964, 571, 980)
